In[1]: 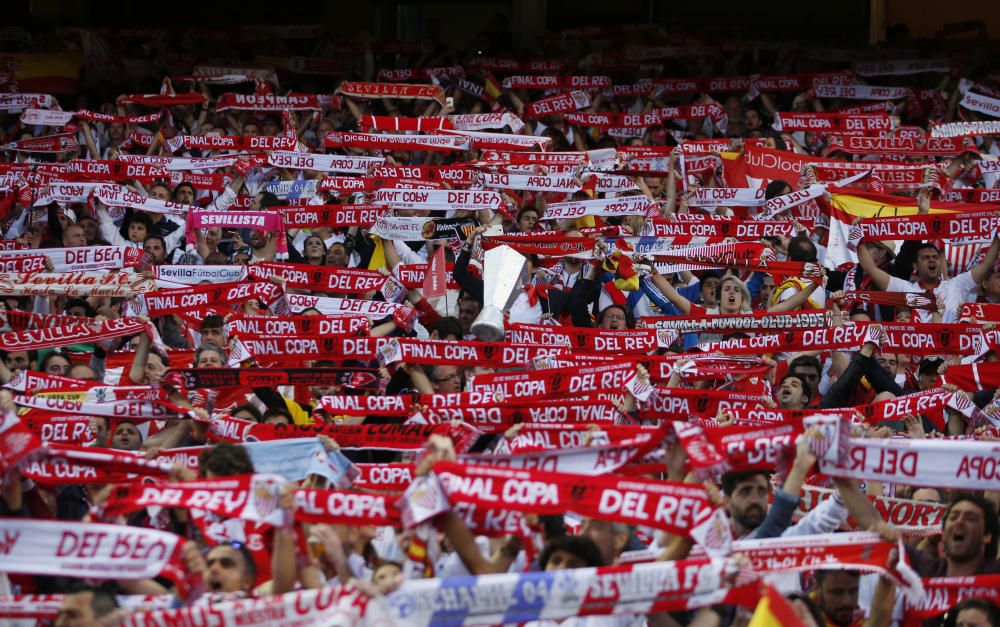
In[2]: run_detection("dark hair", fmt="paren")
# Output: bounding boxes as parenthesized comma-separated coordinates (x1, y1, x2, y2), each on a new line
(257, 192, 282, 209)
(432, 316, 464, 340)
(458, 291, 483, 308)
(200, 442, 255, 478)
(720, 469, 771, 496)
(539, 535, 605, 569)
(262, 407, 294, 424)
(918, 357, 945, 378)
(764, 179, 792, 200)
(64, 298, 97, 317)
(943, 598, 1000, 627)
(539, 514, 567, 540)
(517, 206, 539, 221)
(1, 349, 37, 363)
(125, 211, 153, 234)
(814, 569, 861, 584)
(789, 355, 822, 377)
(779, 373, 812, 402)
(944, 494, 1000, 561)
(201, 314, 225, 331)
(204, 251, 229, 265)
(213, 542, 258, 585)
(787, 235, 818, 263)
(915, 242, 941, 257)
(173, 181, 196, 199)
(785, 592, 826, 625)
(764, 132, 787, 151)
(144, 234, 167, 249)
(39, 351, 71, 371)
(231, 404, 263, 423)
(598, 304, 634, 329)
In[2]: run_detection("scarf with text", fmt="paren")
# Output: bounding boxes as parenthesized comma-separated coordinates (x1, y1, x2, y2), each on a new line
(215, 92, 321, 111)
(521, 90, 591, 119)
(4, 134, 78, 153)
(93, 184, 195, 216)
(851, 210, 1000, 245)
(323, 131, 468, 152)
(162, 367, 374, 391)
(629, 216, 795, 244)
(164, 134, 297, 152)
(480, 233, 597, 256)
(434, 460, 722, 541)
(0, 255, 44, 273)
(0, 272, 156, 297)
(121, 586, 384, 627)
(226, 313, 369, 336)
(246, 262, 386, 294)
(795, 485, 945, 538)
(645, 309, 832, 333)
(733, 532, 920, 592)
(820, 436, 1000, 490)
(541, 194, 658, 221)
(814, 84, 912, 100)
(901, 575, 1000, 625)
(0, 317, 150, 351)
(773, 112, 894, 133)
(0, 518, 188, 594)
(143, 281, 282, 316)
(959, 90, 1000, 117)
(507, 323, 676, 353)
(21, 108, 162, 126)
(337, 81, 446, 106)
(207, 418, 461, 452)
(373, 188, 501, 211)
(0, 245, 144, 272)
(280, 204, 388, 228)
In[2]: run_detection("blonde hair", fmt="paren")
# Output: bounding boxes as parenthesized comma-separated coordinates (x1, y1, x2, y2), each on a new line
(718, 275, 752, 313)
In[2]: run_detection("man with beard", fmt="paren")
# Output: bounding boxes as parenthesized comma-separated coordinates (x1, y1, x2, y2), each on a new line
(911, 494, 1000, 577)
(812, 570, 864, 627)
(720, 434, 816, 539)
(860, 237, 1000, 323)
(248, 228, 277, 262)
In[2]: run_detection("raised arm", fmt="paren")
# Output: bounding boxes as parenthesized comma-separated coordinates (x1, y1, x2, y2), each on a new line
(857, 241, 893, 291)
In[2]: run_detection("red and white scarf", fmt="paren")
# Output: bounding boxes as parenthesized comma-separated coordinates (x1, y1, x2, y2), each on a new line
(541, 194, 657, 221)
(266, 151, 384, 173)
(372, 188, 501, 211)
(215, 92, 321, 111)
(0, 272, 156, 297)
(959, 90, 1000, 118)
(0, 518, 187, 591)
(281, 204, 388, 228)
(814, 84, 912, 100)
(337, 81, 446, 106)
(820, 437, 1000, 490)
(323, 131, 469, 152)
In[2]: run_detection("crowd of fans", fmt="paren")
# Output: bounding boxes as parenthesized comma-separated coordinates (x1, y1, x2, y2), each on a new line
(0, 17, 999, 627)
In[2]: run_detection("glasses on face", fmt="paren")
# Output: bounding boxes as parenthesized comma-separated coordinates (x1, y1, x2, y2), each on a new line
(434, 373, 461, 383)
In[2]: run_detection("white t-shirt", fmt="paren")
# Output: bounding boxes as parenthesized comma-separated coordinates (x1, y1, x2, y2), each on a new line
(885, 271, 977, 323)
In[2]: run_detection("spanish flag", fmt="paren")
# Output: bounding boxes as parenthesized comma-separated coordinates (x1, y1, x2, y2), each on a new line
(483, 71, 503, 106)
(748, 585, 806, 627)
(0, 52, 81, 94)
(825, 190, 957, 270)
